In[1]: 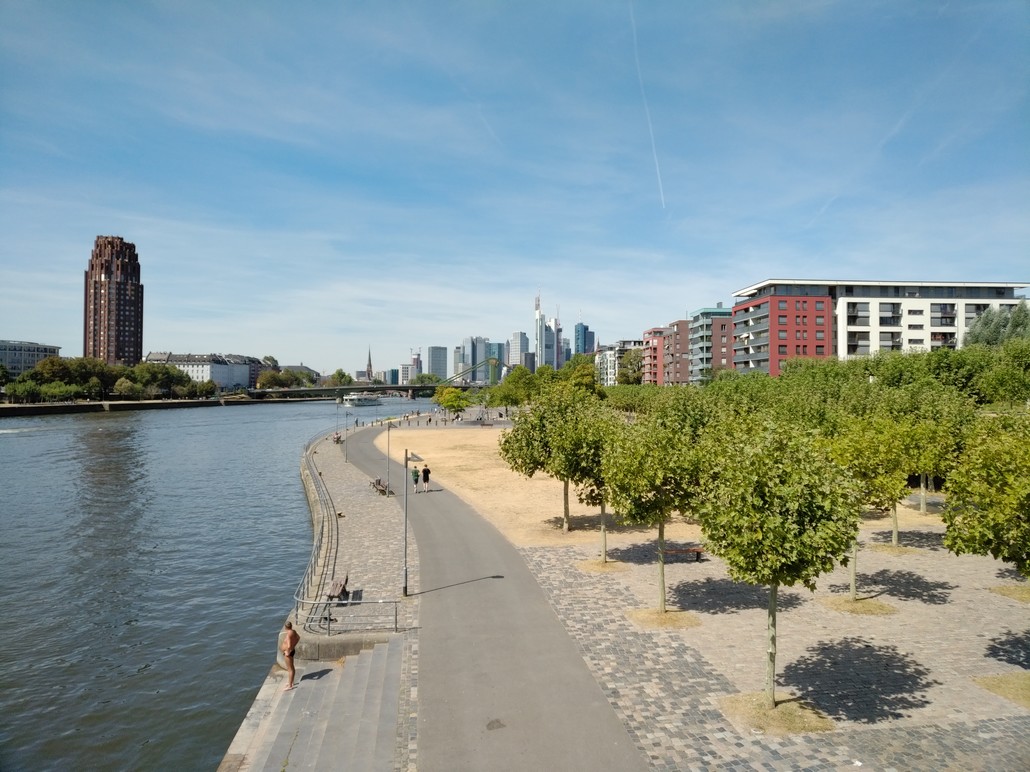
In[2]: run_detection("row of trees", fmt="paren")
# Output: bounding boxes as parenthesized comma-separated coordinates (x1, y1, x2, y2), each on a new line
(2, 357, 217, 402)
(496, 353, 1029, 707)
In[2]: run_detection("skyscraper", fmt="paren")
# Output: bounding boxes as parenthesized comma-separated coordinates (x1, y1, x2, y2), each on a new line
(427, 346, 448, 380)
(83, 236, 144, 366)
(574, 322, 595, 355)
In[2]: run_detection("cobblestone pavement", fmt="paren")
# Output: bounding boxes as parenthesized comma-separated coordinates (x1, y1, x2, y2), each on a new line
(313, 431, 1029, 771)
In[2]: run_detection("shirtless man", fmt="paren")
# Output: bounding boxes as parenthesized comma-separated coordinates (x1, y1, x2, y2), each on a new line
(281, 621, 300, 691)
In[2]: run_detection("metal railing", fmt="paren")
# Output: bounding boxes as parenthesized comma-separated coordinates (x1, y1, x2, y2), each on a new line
(293, 429, 340, 628)
(294, 595, 399, 635)
(292, 427, 400, 635)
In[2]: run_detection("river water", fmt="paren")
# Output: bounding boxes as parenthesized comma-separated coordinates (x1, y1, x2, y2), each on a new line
(0, 398, 425, 771)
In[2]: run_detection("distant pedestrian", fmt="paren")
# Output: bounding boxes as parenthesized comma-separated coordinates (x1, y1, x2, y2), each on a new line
(421, 464, 431, 492)
(411, 465, 420, 493)
(281, 622, 300, 691)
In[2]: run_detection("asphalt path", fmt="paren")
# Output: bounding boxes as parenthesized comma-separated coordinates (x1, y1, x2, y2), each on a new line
(346, 425, 648, 772)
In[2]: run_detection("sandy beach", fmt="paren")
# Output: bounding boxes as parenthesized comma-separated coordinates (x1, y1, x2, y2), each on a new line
(374, 423, 942, 549)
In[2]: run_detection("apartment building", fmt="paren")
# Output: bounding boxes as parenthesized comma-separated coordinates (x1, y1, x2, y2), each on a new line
(687, 305, 733, 384)
(0, 340, 61, 379)
(641, 327, 669, 385)
(732, 280, 1028, 376)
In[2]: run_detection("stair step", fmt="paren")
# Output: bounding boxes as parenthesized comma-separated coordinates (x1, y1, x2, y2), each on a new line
(350, 642, 391, 767)
(313, 648, 374, 769)
(372, 636, 405, 769)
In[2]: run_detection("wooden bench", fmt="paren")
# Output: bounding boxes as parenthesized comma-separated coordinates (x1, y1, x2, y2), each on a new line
(662, 546, 704, 562)
(369, 477, 392, 496)
(322, 574, 350, 622)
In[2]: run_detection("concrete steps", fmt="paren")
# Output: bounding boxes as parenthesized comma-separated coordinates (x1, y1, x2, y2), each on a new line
(226, 636, 403, 772)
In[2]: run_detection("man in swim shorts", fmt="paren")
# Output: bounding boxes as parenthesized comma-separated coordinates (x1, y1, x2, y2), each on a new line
(282, 621, 300, 690)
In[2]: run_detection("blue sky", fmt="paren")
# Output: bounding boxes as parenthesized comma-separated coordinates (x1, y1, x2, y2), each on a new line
(2, 1, 1027, 375)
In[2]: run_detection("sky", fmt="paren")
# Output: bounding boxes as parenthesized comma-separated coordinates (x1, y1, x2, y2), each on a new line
(1, 1, 1028, 375)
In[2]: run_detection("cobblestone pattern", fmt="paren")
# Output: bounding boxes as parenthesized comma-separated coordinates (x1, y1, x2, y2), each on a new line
(522, 543, 1030, 770)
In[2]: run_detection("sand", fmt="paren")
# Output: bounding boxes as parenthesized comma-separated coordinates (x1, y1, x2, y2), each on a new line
(373, 424, 943, 548)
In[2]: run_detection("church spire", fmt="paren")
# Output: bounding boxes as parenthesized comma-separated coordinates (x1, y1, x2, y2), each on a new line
(366, 348, 373, 381)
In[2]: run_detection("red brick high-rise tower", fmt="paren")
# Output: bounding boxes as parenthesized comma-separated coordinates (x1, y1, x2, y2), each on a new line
(83, 236, 144, 366)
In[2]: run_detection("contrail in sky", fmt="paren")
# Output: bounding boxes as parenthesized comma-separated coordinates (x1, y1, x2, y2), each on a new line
(630, 0, 666, 209)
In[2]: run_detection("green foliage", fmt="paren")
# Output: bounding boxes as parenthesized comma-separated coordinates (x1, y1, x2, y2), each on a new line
(603, 387, 712, 528)
(434, 386, 472, 415)
(409, 373, 441, 386)
(616, 348, 643, 385)
(943, 414, 1030, 578)
(699, 419, 860, 590)
(4, 380, 41, 403)
(966, 300, 1030, 346)
(112, 377, 143, 400)
(499, 381, 614, 531)
(262, 355, 279, 369)
(327, 369, 355, 386)
(0, 363, 8, 386)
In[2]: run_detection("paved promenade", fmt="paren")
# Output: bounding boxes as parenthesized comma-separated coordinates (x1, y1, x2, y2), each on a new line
(231, 420, 1029, 771)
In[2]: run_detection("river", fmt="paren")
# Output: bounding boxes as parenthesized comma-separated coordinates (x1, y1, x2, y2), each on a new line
(0, 398, 427, 771)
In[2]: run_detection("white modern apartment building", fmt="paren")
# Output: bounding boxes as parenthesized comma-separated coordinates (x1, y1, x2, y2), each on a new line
(732, 280, 1028, 375)
(595, 339, 643, 387)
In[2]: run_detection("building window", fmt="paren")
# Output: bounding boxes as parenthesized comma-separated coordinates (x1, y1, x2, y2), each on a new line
(908, 308, 924, 315)
(778, 300, 787, 310)
(815, 330, 824, 340)
(778, 345, 787, 355)
(815, 301, 824, 310)
(816, 345, 825, 355)
(778, 315, 787, 324)
(778, 330, 787, 339)
(816, 316, 824, 325)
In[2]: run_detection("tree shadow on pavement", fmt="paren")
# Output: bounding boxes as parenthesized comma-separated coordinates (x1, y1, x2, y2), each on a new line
(781, 637, 940, 723)
(669, 577, 807, 614)
(827, 569, 956, 604)
(608, 541, 704, 565)
(986, 629, 1030, 668)
(995, 566, 1025, 582)
(542, 514, 654, 534)
(867, 530, 945, 550)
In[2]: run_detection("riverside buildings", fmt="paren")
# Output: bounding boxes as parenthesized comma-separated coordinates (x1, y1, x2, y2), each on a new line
(84, 236, 144, 366)
(0, 340, 61, 378)
(731, 279, 1028, 376)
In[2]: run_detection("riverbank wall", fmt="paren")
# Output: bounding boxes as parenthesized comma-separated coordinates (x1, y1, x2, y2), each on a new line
(0, 397, 337, 418)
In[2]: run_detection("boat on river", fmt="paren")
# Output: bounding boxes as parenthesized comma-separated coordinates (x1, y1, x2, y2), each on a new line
(342, 393, 380, 407)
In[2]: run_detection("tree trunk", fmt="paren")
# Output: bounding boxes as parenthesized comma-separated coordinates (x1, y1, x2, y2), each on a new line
(600, 499, 607, 564)
(657, 519, 666, 614)
(766, 582, 778, 710)
(891, 502, 899, 546)
(919, 473, 927, 514)
(562, 478, 570, 532)
(850, 541, 858, 601)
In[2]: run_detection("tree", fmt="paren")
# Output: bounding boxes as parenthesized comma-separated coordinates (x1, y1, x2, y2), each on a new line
(27, 356, 72, 385)
(966, 300, 1030, 345)
(434, 386, 472, 416)
(409, 373, 441, 386)
(262, 355, 280, 370)
(112, 377, 143, 400)
(943, 414, 1030, 578)
(603, 387, 712, 611)
(326, 369, 355, 386)
(0, 363, 10, 387)
(616, 348, 643, 385)
(831, 414, 913, 548)
(698, 419, 860, 709)
(499, 381, 611, 532)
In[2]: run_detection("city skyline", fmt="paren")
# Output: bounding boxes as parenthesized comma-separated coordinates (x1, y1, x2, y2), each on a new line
(2, 2, 1027, 373)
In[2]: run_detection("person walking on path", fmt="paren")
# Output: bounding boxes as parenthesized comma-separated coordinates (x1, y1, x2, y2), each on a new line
(411, 465, 420, 493)
(421, 463, 431, 493)
(281, 622, 300, 691)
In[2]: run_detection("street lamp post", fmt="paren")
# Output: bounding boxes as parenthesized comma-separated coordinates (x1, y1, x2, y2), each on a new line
(386, 422, 392, 495)
(403, 449, 422, 596)
(344, 410, 350, 462)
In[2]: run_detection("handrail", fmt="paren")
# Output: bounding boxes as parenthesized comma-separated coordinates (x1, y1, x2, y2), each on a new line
(292, 426, 401, 635)
(293, 429, 340, 629)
